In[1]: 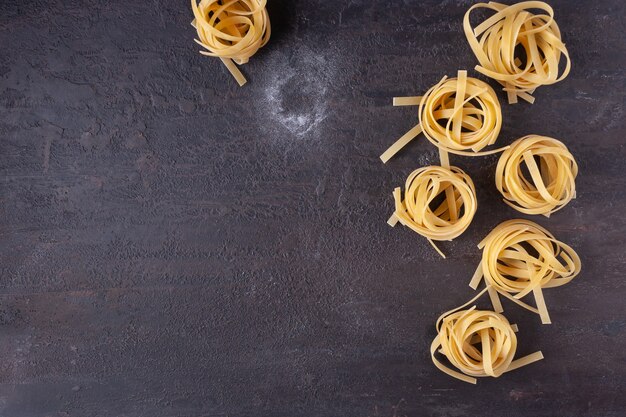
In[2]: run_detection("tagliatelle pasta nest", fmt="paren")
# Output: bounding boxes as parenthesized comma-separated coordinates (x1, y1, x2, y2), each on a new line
(431, 287, 544, 384)
(191, 0, 271, 86)
(470, 219, 581, 324)
(388, 165, 477, 258)
(380, 70, 504, 163)
(463, 1, 571, 104)
(495, 135, 578, 217)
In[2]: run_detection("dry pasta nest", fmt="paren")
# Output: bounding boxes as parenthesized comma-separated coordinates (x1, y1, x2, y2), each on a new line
(380, 70, 504, 163)
(495, 135, 578, 217)
(464, 1, 571, 104)
(389, 166, 477, 257)
(470, 219, 581, 324)
(191, 0, 271, 85)
(431, 302, 543, 384)
(419, 72, 503, 156)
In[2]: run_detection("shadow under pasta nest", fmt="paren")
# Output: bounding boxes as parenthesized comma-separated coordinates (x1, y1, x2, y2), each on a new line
(263, 0, 295, 48)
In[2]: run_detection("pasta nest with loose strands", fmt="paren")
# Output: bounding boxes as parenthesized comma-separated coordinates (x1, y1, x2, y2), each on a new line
(495, 135, 578, 217)
(191, 0, 271, 86)
(470, 219, 581, 324)
(380, 70, 504, 163)
(430, 286, 544, 384)
(463, 1, 571, 104)
(388, 166, 477, 258)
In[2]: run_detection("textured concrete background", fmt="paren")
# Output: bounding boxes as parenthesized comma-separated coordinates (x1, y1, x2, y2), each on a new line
(1, 0, 625, 416)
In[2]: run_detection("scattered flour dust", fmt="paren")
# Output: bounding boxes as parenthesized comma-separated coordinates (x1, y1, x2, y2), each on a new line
(257, 45, 338, 142)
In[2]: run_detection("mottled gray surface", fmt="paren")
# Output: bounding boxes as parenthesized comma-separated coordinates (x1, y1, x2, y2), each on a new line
(0, 0, 625, 416)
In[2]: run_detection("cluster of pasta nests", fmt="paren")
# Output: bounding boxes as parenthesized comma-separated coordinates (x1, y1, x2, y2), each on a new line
(431, 216, 581, 383)
(378, 2, 580, 383)
(382, 70, 577, 258)
(188, 0, 581, 385)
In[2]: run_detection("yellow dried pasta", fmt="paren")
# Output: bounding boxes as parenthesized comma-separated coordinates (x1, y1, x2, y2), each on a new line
(431, 286, 544, 384)
(380, 70, 504, 163)
(191, 0, 271, 86)
(470, 219, 581, 324)
(496, 135, 578, 217)
(463, 1, 571, 104)
(388, 165, 477, 258)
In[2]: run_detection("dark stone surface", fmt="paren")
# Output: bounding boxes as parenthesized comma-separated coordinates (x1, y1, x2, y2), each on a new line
(1, 0, 625, 416)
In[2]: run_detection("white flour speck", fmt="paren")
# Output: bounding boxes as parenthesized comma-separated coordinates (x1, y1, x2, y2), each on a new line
(257, 45, 338, 142)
